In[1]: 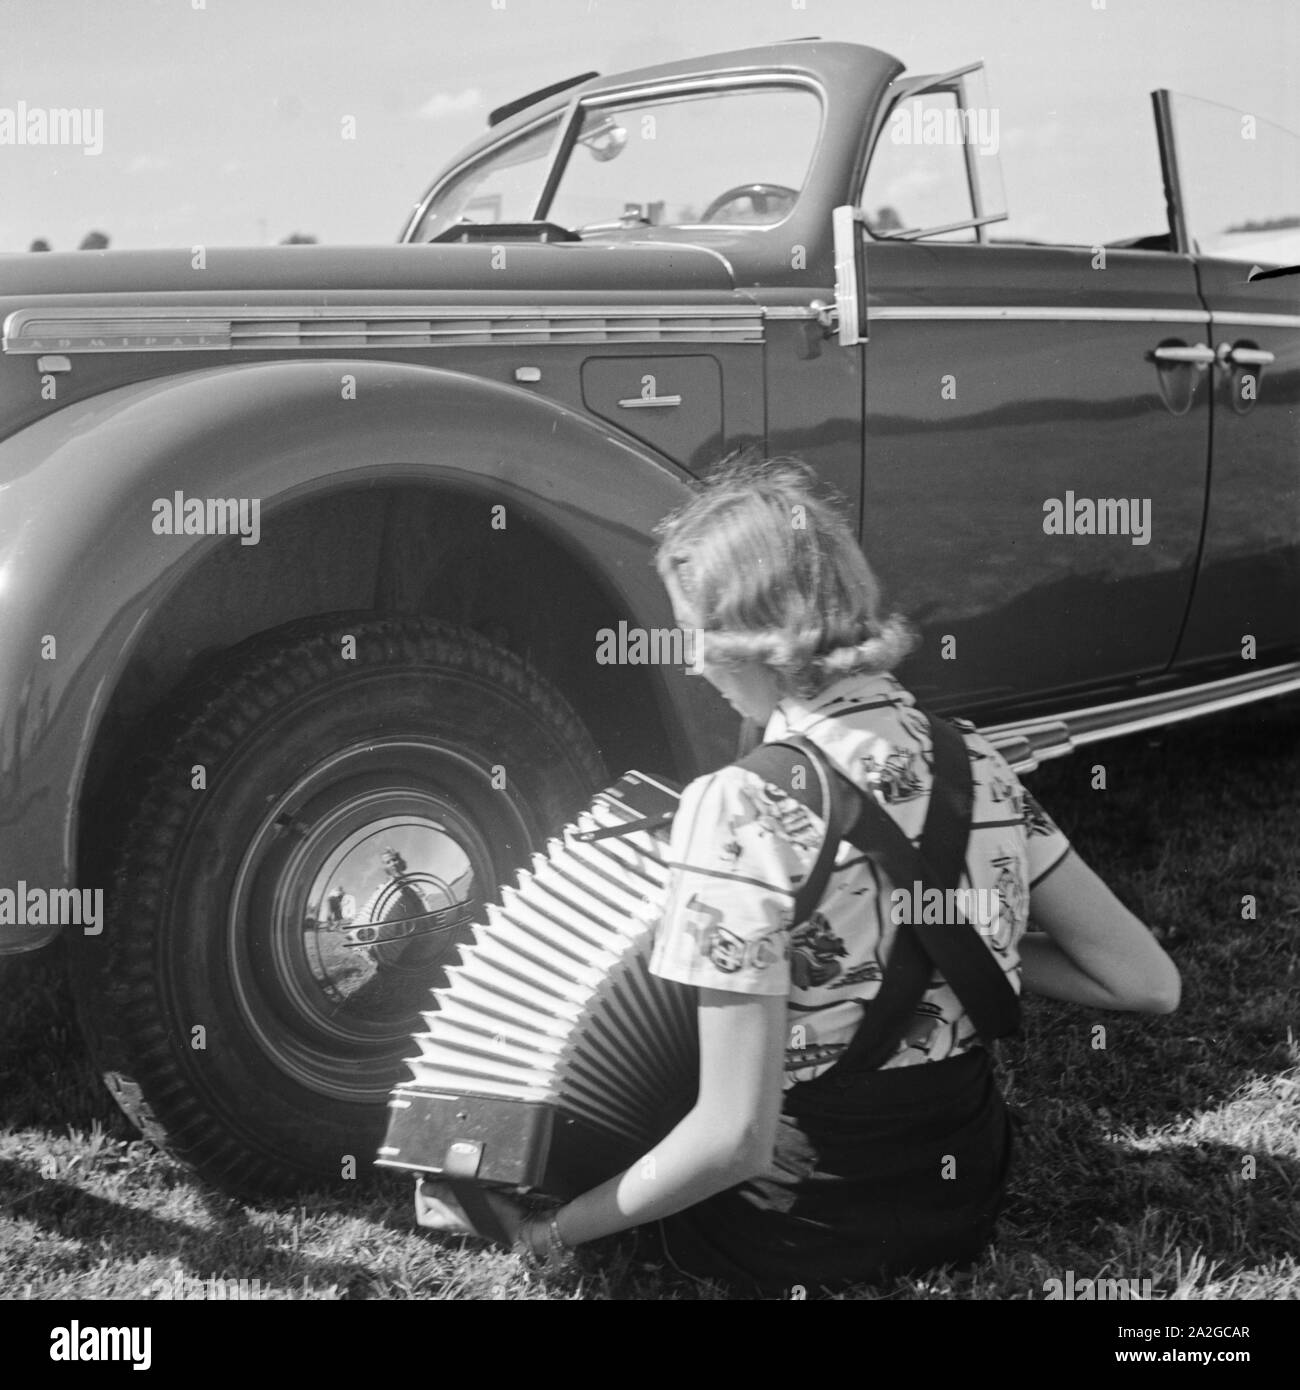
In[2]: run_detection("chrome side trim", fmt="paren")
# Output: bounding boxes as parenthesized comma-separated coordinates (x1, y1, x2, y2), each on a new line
(1210, 311, 1300, 330)
(733, 304, 1283, 327)
(982, 662, 1300, 773)
(3, 303, 765, 354)
(8, 301, 1292, 358)
(871, 306, 1211, 324)
(10, 301, 1261, 356)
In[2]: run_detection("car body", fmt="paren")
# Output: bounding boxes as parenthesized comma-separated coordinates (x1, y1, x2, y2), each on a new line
(1, 40, 1296, 1191)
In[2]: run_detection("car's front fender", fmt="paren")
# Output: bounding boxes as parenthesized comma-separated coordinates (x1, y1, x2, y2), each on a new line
(0, 359, 725, 952)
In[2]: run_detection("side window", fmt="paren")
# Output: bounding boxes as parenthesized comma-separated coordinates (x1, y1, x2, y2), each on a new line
(860, 67, 1007, 242)
(1162, 92, 1300, 262)
(862, 92, 978, 240)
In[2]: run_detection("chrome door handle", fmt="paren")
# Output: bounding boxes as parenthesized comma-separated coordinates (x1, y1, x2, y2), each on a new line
(618, 393, 682, 409)
(1152, 343, 1216, 367)
(1216, 343, 1275, 367)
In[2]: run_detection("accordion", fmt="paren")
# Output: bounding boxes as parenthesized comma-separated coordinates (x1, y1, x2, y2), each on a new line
(375, 770, 697, 1202)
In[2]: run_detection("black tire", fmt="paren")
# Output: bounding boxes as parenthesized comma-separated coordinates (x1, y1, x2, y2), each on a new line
(69, 614, 605, 1196)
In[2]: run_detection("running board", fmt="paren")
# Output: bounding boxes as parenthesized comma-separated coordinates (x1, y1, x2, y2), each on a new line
(981, 661, 1300, 773)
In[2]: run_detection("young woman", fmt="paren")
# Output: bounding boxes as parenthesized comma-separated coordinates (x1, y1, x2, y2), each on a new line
(417, 457, 1181, 1295)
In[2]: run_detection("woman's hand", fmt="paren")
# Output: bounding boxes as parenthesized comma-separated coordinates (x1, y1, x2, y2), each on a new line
(415, 1182, 531, 1247)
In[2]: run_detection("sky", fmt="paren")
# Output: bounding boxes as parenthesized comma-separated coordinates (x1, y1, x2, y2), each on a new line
(1, 0, 1296, 252)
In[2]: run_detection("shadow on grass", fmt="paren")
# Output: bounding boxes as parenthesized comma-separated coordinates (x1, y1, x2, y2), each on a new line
(0, 1155, 379, 1296)
(995, 1120, 1300, 1285)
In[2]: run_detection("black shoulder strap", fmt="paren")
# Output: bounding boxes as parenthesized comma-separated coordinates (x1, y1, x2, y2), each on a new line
(738, 714, 1019, 1070)
(839, 716, 1019, 1065)
(737, 739, 850, 926)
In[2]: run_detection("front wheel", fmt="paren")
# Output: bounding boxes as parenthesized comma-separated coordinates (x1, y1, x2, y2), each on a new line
(70, 614, 605, 1196)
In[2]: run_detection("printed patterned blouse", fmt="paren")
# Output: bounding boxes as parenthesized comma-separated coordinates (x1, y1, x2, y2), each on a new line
(648, 671, 1072, 1084)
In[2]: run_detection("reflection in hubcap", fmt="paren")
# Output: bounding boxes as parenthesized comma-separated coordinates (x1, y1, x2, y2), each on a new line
(303, 817, 477, 1012)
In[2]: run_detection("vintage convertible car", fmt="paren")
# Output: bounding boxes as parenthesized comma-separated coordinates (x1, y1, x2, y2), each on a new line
(1, 40, 1296, 1193)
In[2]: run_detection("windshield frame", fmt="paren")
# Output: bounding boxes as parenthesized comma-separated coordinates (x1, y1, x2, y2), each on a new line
(403, 105, 572, 244)
(406, 70, 826, 243)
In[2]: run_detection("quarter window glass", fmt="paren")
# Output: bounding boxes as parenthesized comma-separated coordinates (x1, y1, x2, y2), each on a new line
(1167, 93, 1300, 262)
(545, 87, 820, 232)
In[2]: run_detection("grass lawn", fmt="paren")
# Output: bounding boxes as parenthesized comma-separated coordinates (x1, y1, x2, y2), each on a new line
(1, 697, 1297, 1300)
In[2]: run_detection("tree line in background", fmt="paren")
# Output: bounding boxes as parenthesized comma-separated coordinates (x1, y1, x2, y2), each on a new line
(26, 231, 319, 250)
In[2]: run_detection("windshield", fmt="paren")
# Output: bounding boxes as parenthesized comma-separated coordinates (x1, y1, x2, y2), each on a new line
(545, 86, 821, 233)
(413, 83, 822, 241)
(411, 116, 561, 242)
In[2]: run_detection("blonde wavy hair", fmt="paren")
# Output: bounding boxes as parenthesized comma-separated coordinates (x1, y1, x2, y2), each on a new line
(654, 454, 915, 697)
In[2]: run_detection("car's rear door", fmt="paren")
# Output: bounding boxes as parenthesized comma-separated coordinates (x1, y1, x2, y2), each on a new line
(852, 69, 1212, 717)
(1154, 92, 1300, 671)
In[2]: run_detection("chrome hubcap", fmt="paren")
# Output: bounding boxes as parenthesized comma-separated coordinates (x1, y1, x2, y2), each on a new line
(226, 738, 524, 1103)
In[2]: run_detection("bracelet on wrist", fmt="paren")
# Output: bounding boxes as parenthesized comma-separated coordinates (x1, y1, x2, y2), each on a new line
(513, 1215, 545, 1266)
(514, 1209, 575, 1271)
(548, 1212, 574, 1262)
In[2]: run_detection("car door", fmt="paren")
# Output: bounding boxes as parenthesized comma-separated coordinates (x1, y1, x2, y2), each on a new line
(1154, 92, 1300, 670)
(848, 68, 1212, 717)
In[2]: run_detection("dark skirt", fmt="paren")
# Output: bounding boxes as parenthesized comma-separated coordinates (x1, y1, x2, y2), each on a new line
(654, 1047, 1012, 1298)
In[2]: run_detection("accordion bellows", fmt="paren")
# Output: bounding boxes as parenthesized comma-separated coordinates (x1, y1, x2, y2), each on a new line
(378, 773, 697, 1198)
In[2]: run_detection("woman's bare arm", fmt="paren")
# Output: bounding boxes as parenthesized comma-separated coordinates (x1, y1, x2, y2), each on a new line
(552, 989, 787, 1247)
(1018, 850, 1180, 1013)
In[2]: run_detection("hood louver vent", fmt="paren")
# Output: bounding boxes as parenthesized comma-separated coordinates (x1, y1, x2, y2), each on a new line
(3, 305, 764, 354)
